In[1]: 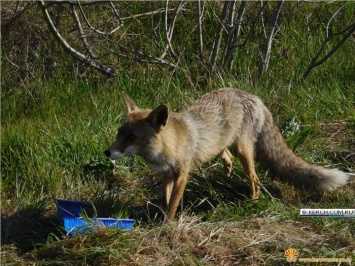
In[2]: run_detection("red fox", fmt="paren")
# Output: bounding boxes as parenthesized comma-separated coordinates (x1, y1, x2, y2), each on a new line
(104, 88, 348, 220)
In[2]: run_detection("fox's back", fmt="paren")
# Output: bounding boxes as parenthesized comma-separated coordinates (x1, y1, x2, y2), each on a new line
(180, 88, 266, 168)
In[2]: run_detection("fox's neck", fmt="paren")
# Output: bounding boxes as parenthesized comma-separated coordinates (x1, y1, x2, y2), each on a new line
(141, 114, 193, 173)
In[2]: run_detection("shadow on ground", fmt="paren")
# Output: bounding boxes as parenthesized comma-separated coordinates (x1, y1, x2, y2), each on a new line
(1, 202, 64, 254)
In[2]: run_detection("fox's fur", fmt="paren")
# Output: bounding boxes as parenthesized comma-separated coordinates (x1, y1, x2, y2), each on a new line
(105, 88, 348, 220)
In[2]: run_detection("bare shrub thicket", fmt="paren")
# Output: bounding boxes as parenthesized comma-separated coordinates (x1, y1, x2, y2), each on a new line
(2, 1, 354, 82)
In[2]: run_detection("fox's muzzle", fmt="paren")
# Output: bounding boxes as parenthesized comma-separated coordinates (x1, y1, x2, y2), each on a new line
(104, 143, 139, 160)
(104, 148, 125, 160)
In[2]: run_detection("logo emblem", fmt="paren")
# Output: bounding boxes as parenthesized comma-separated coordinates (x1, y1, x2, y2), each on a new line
(284, 248, 299, 262)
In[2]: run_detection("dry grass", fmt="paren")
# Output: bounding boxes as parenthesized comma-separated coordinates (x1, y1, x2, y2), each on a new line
(130, 215, 354, 265)
(2, 212, 351, 266)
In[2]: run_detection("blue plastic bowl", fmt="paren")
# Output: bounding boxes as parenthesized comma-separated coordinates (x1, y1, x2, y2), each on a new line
(63, 217, 135, 235)
(56, 199, 94, 218)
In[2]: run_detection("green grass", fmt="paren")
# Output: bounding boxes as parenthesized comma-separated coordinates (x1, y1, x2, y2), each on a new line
(1, 1, 355, 265)
(2, 69, 354, 264)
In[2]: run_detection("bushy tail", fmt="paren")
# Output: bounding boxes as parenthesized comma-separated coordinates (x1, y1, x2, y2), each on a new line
(256, 107, 348, 192)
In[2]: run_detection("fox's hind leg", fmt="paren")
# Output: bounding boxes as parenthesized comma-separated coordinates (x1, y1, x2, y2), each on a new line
(219, 149, 233, 176)
(163, 176, 174, 207)
(235, 138, 261, 199)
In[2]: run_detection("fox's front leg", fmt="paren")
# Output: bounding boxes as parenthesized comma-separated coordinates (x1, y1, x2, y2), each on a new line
(164, 169, 189, 220)
(219, 149, 233, 176)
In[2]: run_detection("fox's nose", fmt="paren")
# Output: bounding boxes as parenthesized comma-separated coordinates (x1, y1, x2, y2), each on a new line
(104, 150, 111, 157)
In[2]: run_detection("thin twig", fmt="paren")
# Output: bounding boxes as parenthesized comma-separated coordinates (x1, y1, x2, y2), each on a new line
(303, 2, 354, 80)
(121, 8, 184, 20)
(224, 0, 247, 70)
(42, 0, 112, 8)
(197, 0, 204, 62)
(302, 23, 355, 80)
(237, 1, 268, 49)
(210, 1, 229, 73)
(108, 1, 123, 35)
(102, 39, 181, 70)
(221, 0, 237, 65)
(326, 1, 348, 38)
(258, 0, 284, 77)
(76, 1, 123, 35)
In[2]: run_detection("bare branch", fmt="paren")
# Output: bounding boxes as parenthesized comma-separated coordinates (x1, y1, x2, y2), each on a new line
(274, 0, 303, 36)
(160, 0, 185, 61)
(101, 39, 181, 70)
(71, 4, 96, 59)
(197, 0, 204, 62)
(39, 0, 185, 77)
(260, 0, 267, 40)
(76, 1, 123, 36)
(210, 1, 229, 73)
(237, 2, 268, 49)
(258, 0, 284, 77)
(223, 0, 247, 71)
(42, 1, 113, 9)
(303, 1, 354, 80)
(108, 2, 123, 35)
(221, 0, 237, 63)
(326, 1, 347, 38)
(302, 22, 355, 81)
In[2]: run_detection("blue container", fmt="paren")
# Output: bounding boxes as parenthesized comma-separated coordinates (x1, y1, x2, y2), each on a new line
(56, 199, 94, 218)
(63, 217, 135, 235)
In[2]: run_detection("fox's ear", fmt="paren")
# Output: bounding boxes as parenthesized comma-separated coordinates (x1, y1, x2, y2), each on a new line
(148, 104, 169, 131)
(121, 92, 140, 113)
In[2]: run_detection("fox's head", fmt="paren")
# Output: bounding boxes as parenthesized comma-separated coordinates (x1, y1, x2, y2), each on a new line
(104, 92, 169, 160)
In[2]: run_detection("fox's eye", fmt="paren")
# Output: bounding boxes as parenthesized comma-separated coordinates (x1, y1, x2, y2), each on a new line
(127, 133, 135, 140)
